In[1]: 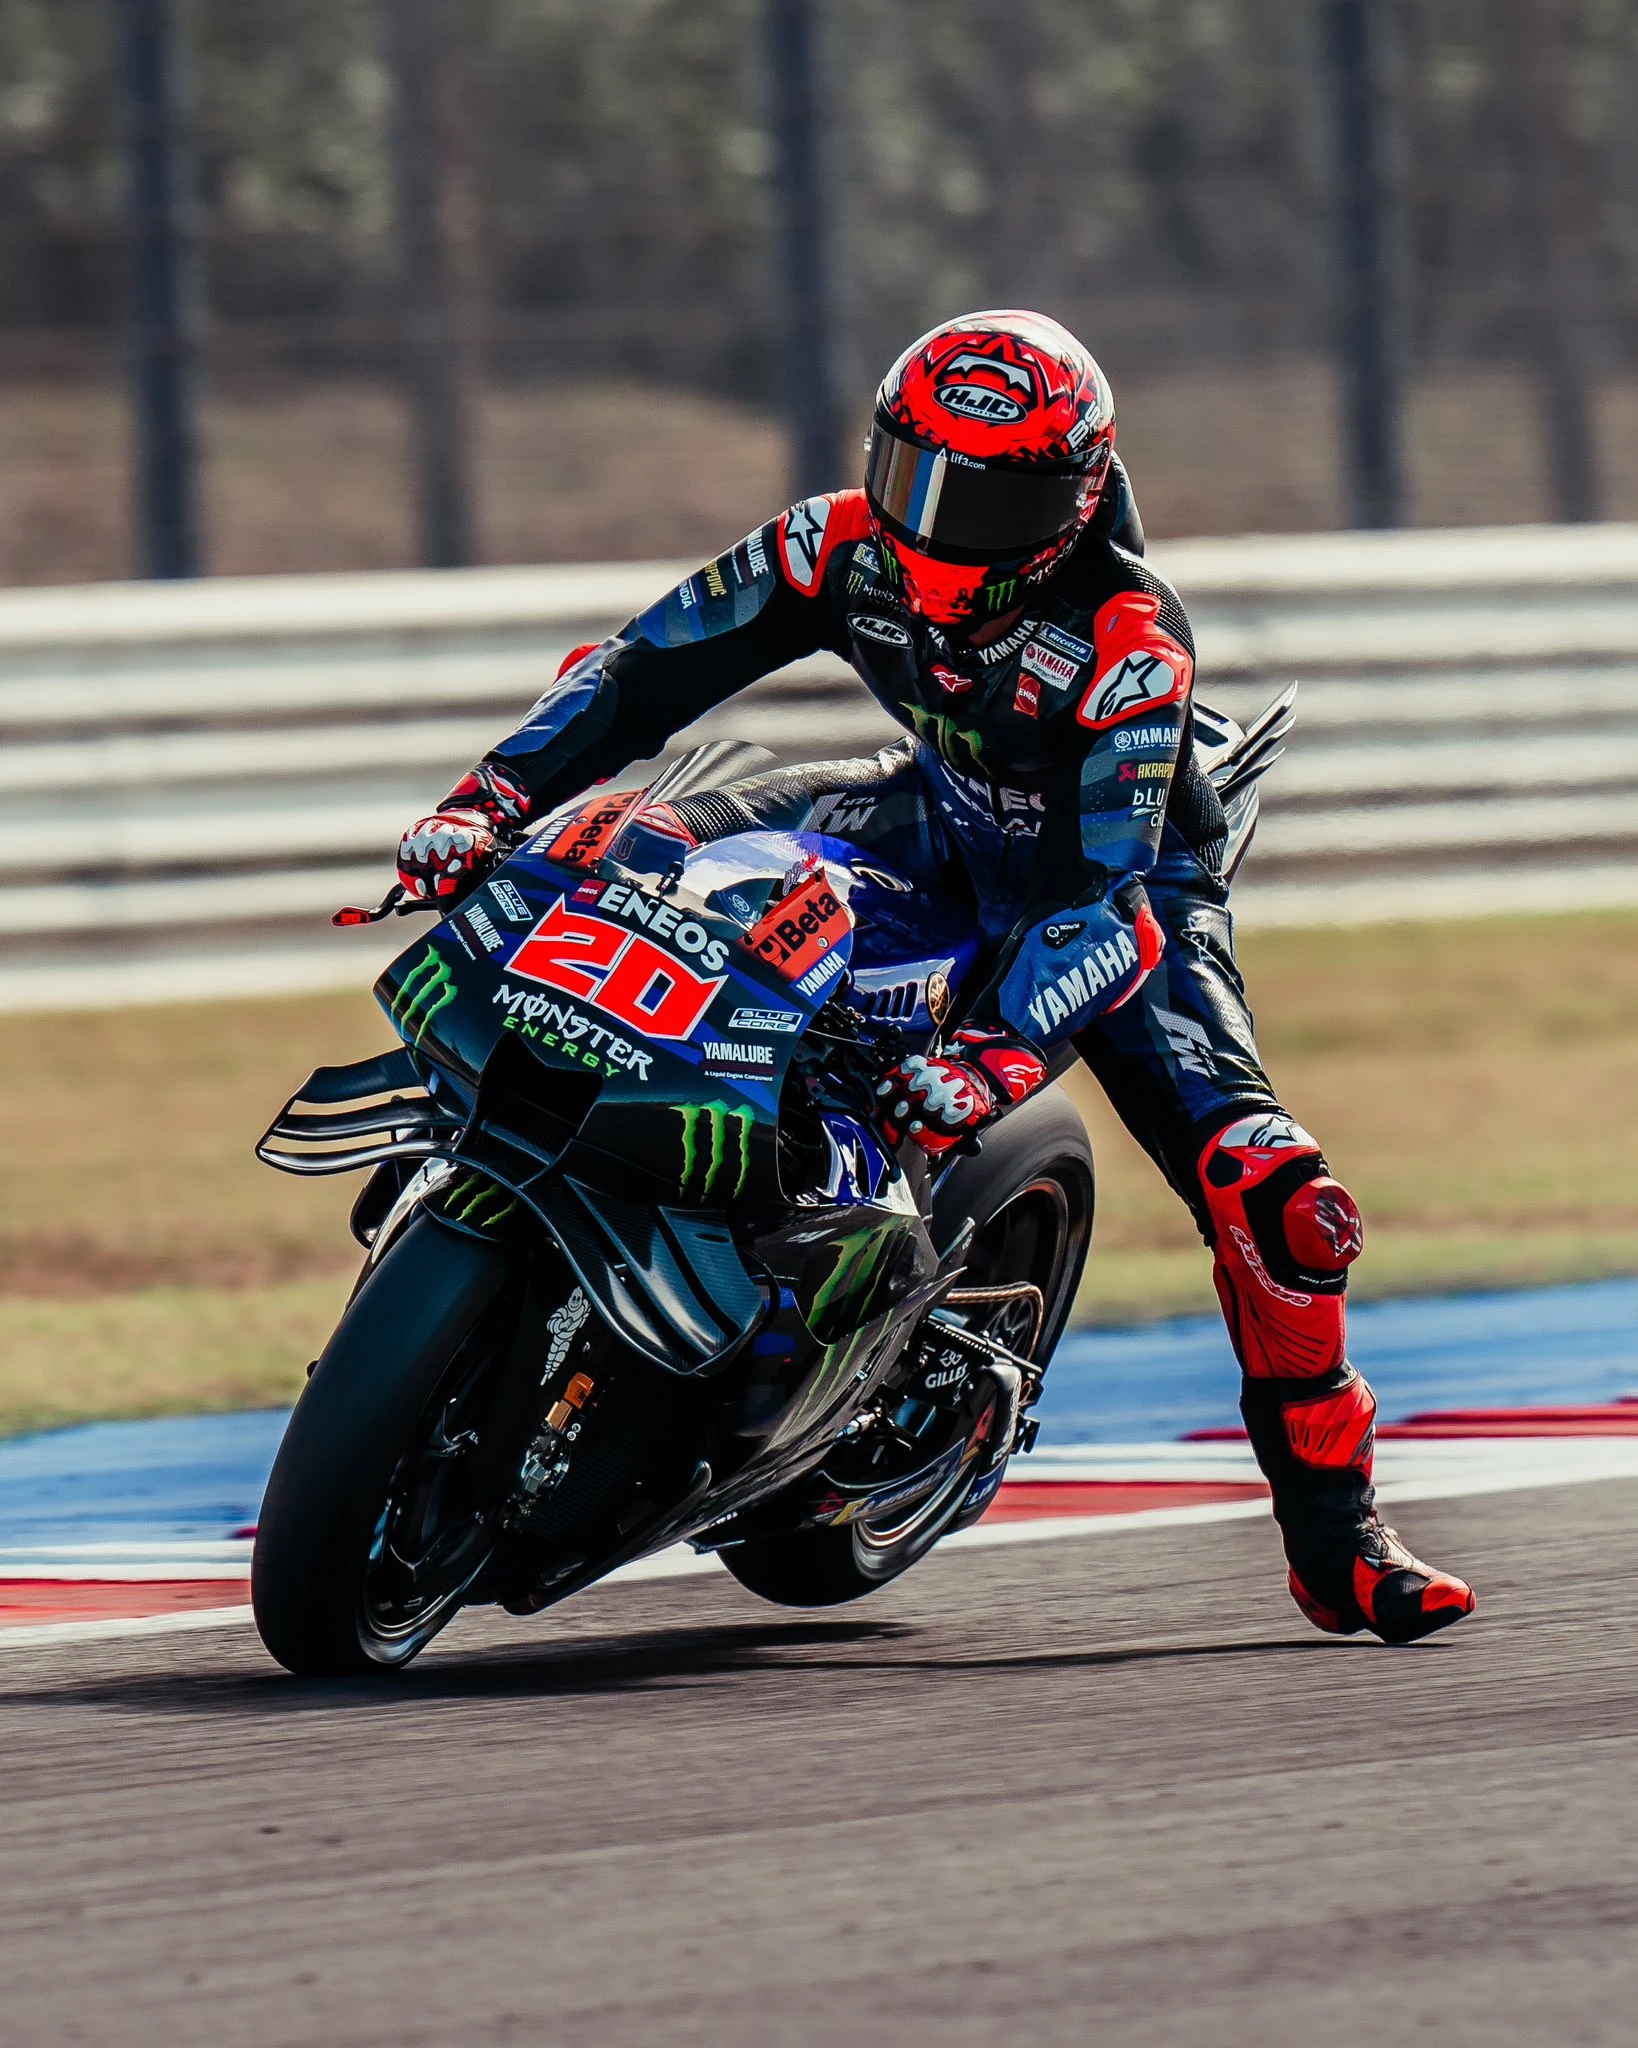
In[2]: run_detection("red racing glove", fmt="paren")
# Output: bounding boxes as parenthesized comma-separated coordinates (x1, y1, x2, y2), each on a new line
(397, 762, 529, 904)
(876, 1026, 1048, 1157)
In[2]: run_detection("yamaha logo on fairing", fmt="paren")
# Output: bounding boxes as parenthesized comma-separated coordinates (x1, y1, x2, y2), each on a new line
(848, 613, 913, 648)
(936, 383, 1026, 424)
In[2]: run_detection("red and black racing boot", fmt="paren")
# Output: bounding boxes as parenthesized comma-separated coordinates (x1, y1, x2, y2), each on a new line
(1241, 1366, 1476, 1646)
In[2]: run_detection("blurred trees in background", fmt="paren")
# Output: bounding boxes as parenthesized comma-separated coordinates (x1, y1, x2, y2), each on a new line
(3, 0, 1638, 577)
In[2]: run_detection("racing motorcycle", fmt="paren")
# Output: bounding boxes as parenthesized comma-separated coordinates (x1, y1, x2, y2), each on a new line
(252, 691, 1292, 1676)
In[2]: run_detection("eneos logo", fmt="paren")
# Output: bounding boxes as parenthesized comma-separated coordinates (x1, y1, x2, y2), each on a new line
(508, 898, 724, 1043)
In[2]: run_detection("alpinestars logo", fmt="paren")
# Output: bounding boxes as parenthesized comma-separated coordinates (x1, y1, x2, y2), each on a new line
(1077, 652, 1183, 730)
(390, 947, 456, 1047)
(1313, 1191, 1364, 1260)
(1229, 1224, 1313, 1306)
(782, 498, 831, 591)
(1218, 1112, 1317, 1154)
(674, 1103, 752, 1201)
(1153, 1005, 1217, 1077)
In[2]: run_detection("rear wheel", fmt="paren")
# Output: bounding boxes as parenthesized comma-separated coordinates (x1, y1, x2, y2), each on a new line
(721, 1086, 1093, 1607)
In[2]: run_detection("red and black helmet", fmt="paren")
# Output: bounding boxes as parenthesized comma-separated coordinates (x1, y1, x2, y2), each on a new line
(864, 310, 1116, 628)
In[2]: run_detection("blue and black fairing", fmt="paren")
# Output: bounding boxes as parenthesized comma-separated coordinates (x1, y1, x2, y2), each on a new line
(370, 817, 982, 1377)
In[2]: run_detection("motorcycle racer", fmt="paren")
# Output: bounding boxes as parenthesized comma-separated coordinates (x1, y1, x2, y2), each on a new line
(395, 310, 1474, 1646)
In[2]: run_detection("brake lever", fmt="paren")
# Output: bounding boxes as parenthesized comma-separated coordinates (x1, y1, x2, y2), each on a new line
(332, 884, 432, 927)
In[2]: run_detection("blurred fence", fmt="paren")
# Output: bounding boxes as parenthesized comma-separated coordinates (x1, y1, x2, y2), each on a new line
(1, 520, 1637, 1010)
(7, 1, 1638, 587)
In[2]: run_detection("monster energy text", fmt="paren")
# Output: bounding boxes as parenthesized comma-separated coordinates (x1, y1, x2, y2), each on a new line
(493, 984, 653, 1079)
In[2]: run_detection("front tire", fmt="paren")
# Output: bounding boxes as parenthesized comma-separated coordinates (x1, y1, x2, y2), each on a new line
(721, 1085, 1094, 1607)
(252, 1214, 517, 1676)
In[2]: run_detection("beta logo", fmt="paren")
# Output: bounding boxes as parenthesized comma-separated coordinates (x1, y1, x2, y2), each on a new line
(508, 897, 725, 1043)
(743, 871, 852, 986)
(1077, 652, 1185, 731)
(544, 796, 631, 870)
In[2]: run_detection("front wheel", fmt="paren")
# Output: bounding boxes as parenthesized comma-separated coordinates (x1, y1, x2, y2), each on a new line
(721, 1086, 1094, 1607)
(252, 1213, 522, 1676)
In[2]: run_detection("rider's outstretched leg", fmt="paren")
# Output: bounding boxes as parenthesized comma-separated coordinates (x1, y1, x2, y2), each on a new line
(1075, 886, 1474, 1645)
(1197, 1114, 1475, 1644)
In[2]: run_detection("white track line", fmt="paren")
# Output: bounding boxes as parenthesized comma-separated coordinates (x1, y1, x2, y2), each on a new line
(5, 1442, 1636, 1653)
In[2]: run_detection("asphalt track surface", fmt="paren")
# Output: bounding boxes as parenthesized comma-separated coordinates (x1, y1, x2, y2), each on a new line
(3, 1482, 1635, 2046)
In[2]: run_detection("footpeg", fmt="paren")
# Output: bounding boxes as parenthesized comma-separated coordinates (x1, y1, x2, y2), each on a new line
(906, 1314, 1038, 1410)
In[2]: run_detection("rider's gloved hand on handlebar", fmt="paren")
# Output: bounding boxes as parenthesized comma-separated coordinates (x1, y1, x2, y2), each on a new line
(396, 763, 529, 904)
(876, 1025, 1048, 1156)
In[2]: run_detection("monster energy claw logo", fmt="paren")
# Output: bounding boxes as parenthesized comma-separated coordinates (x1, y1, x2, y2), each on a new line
(907, 704, 986, 774)
(440, 1171, 518, 1232)
(674, 1103, 752, 1201)
(391, 946, 456, 1046)
(808, 1230, 891, 1330)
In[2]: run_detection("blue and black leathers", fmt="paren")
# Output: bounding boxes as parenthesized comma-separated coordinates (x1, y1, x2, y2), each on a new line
(426, 463, 1478, 1640)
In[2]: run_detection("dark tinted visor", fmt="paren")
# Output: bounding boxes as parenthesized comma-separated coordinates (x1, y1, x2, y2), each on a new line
(865, 419, 1089, 563)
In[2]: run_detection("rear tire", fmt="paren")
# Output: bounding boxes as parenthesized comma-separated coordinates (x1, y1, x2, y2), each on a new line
(721, 1086, 1094, 1607)
(252, 1213, 515, 1676)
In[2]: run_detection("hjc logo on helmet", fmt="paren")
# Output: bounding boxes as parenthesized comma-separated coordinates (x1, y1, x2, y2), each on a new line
(934, 349, 1037, 424)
